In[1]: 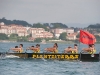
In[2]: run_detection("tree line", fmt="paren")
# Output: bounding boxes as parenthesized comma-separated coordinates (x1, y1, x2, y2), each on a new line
(0, 33, 28, 42)
(0, 17, 32, 27)
(1, 17, 100, 29)
(0, 18, 68, 31)
(88, 23, 100, 28)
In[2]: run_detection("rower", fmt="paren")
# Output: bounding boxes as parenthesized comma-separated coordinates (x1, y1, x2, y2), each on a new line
(10, 44, 23, 53)
(64, 46, 72, 53)
(90, 44, 96, 54)
(64, 44, 78, 53)
(44, 43, 58, 53)
(72, 44, 78, 53)
(82, 44, 96, 54)
(27, 44, 40, 53)
(27, 46, 34, 50)
(15, 46, 18, 48)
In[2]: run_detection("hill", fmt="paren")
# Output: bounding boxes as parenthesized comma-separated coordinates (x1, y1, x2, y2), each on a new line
(87, 24, 100, 28)
(0, 17, 32, 27)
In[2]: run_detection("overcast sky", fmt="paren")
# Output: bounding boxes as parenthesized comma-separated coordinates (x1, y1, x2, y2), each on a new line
(0, 0, 100, 27)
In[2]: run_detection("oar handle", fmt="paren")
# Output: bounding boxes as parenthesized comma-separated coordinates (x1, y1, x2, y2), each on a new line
(25, 49, 27, 53)
(7, 49, 10, 53)
(80, 50, 84, 53)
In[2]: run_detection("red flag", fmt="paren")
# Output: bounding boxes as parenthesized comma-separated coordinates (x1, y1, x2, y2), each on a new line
(79, 30, 96, 44)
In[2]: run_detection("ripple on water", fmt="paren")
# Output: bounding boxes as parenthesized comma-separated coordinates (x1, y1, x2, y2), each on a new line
(0, 43, 100, 75)
(0, 58, 100, 75)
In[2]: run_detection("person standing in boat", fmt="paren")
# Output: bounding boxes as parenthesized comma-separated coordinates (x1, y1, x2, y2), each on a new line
(82, 44, 96, 53)
(27, 44, 40, 53)
(10, 44, 23, 53)
(64, 44, 78, 53)
(44, 43, 58, 53)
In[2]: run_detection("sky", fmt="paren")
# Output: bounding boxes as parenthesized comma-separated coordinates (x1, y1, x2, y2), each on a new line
(0, 0, 100, 27)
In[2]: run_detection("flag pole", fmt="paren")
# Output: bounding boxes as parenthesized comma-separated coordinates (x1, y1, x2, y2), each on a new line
(78, 30, 82, 61)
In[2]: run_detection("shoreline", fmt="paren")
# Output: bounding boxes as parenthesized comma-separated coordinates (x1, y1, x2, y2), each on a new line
(0, 40, 100, 44)
(0, 40, 17, 43)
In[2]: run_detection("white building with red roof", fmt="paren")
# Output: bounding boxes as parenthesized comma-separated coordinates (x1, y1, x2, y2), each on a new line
(51, 28, 74, 38)
(67, 33, 77, 40)
(0, 23, 28, 37)
(29, 28, 53, 38)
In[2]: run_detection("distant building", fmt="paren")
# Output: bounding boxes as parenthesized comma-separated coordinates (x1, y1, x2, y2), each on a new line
(28, 37, 35, 41)
(0, 22, 4, 25)
(67, 33, 77, 40)
(51, 28, 74, 38)
(0, 24, 9, 34)
(0, 24, 28, 37)
(28, 28, 53, 38)
(66, 28, 74, 34)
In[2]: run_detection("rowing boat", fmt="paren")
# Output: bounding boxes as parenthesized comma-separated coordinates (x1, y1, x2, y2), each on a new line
(0, 52, 100, 62)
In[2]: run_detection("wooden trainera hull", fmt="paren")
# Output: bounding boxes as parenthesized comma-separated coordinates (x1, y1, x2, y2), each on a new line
(0, 53, 100, 62)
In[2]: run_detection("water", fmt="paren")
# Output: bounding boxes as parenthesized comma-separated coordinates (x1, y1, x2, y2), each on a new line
(0, 42, 100, 75)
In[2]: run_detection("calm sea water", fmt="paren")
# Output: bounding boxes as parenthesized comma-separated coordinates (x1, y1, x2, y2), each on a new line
(0, 42, 100, 75)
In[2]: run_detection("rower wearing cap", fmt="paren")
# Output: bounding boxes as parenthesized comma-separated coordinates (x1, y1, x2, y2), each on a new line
(45, 43, 58, 53)
(10, 44, 23, 53)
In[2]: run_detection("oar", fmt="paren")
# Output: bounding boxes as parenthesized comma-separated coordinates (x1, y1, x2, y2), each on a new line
(99, 52, 100, 61)
(79, 51, 83, 61)
(25, 49, 28, 52)
(7, 49, 10, 53)
(79, 50, 86, 61)
(24, 49, 28, 59)
(42, 50, 47, 61)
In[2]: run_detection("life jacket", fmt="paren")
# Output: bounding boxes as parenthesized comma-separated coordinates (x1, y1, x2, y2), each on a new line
(16, 49, 23, 53)
(89, 49, 96, 54)
(34, 49, 40, 53)
(71, 50, 78, 54)
(52, 49, 58, 53)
